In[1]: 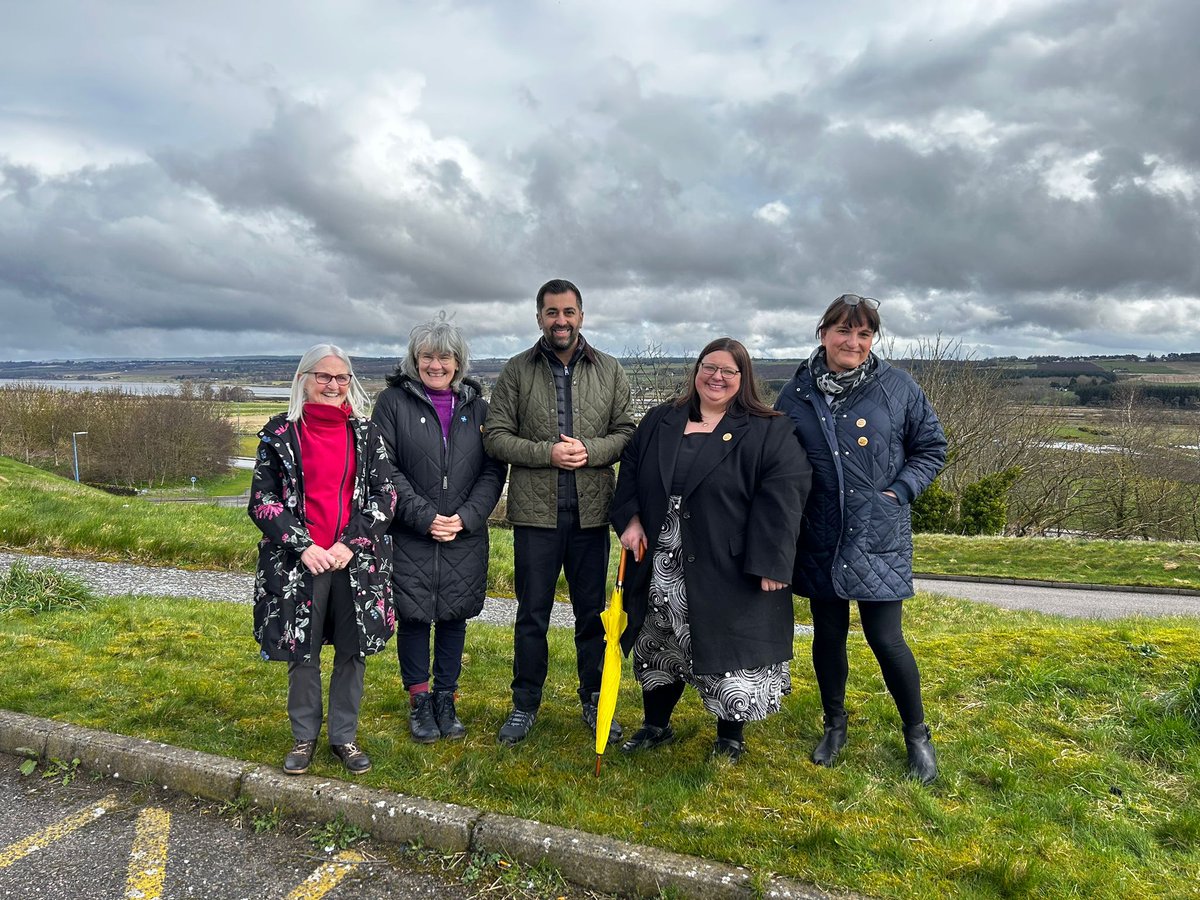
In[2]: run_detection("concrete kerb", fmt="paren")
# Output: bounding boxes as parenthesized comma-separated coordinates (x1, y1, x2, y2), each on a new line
(0, 709, 846, 899)
(240, 765, 478, 852)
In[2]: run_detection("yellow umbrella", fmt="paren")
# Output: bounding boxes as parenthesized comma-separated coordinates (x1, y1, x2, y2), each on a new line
(595, 544, 638, 776)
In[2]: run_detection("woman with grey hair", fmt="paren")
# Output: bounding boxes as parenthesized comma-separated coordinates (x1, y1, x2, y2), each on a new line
(373, 319, 506, 743)
(249, 343, 399, 776)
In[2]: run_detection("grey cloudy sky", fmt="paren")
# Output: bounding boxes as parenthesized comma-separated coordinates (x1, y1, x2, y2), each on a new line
(2, 0, 1198, 361)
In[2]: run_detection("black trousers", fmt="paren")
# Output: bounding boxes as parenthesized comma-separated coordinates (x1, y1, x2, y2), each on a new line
(510, 510, 609, 711)
(398, 618, 468, 693)
(810, 597, 925, 727)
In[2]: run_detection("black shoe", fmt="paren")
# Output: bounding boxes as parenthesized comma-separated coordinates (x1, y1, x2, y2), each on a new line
(497, 707, 537, 745)
(330, 741, 372, 774)
(620, 724, 675, 753)
(711, 737, 746, 763)
(432, 691, 467, 740)
(811, 714, 848, 767)
(581, 692, 623, 741)
(903, 723, 938, 785)
(409, 691, 440, 744)
(283, 739, 315, 775)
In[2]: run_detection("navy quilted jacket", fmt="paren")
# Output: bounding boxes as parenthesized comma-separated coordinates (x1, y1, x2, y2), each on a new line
(372, 376, 507, 622)
(775, 356, 946, 602)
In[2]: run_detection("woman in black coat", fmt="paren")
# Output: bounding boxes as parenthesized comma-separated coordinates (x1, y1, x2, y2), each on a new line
(249, 343, 398, 777)
(775, 294, 947, 784)
(610, 338, 811, 761)
(372, 320, 506, 743)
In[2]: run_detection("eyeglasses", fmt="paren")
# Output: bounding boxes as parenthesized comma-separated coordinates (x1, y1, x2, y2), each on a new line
(309, 371, 353, 386)
(836, 294, 880, 310)
(698, 363, 740, 379)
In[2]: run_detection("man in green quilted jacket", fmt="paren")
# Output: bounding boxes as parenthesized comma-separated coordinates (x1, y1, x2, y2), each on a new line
(484, 278, 636, 746)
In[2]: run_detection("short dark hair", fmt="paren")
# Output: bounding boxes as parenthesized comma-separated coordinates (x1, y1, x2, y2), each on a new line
(816, 294, 882, 338)
(674, 337, 779, 419)
(536, 279, 582, 312)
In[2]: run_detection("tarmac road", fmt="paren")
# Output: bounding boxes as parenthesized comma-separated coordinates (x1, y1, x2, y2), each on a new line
(914, 575, 1200, 619)
(0, 752, 599, 900)
(2, 551, 1198, 621)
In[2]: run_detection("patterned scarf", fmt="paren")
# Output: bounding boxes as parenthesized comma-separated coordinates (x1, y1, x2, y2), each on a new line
(809, 347, 878, 411)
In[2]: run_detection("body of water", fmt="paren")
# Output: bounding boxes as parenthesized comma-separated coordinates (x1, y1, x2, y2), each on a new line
(0, 379, 290, 399)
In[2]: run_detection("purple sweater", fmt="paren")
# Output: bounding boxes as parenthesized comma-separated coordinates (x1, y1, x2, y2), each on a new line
(425, 386, 455, 443)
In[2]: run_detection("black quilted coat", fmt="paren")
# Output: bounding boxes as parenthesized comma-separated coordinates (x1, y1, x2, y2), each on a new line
(775, 356, 946, 603)
(372, 376, 507, 623)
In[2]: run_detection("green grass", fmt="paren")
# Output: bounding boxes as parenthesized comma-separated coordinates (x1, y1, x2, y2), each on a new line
(5, 455, 1200, 592)
(140, 468, 253, 499)
(0, 457, 257, 570)
(0, 561, 97, 613)
(2, 589, 1198, 899)
(218, 400, 290, 425)
(913, 534, 1200, 590)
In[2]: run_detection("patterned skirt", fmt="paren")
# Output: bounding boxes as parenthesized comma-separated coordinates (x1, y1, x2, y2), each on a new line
(631, 496, 790, 722)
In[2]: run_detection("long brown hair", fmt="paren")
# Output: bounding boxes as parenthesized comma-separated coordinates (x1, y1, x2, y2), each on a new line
(674, 337, 779, 419)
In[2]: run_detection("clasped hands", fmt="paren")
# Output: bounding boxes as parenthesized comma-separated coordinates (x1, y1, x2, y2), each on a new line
(429, 514, 464, 543)
(550, 434, 588, 470)
(300, 541, 352, 575)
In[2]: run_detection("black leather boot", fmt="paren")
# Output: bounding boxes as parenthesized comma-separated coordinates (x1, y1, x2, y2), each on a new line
(903, 722, 938, 785)
(409, 691, 440, 744)
(432, 691, 467, 740)
(811, 714, 847, 767)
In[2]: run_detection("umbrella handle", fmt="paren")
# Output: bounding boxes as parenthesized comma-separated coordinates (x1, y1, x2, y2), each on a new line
(617, 546, 628, 586)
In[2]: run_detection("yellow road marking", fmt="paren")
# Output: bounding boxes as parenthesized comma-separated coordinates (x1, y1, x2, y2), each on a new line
(124, 806, 171, 899)
(0, 794, 117, 870)
(285, 850, 365, 900)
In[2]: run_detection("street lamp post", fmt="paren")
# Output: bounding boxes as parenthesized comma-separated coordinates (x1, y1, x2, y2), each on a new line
(72, 431, 88, 482)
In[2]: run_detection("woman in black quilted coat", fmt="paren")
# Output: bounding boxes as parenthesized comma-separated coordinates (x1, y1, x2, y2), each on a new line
(775, 295, 947, 784)
(372, 320, 506, 743)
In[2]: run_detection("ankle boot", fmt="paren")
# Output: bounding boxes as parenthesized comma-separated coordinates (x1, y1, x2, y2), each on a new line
(903, 722, 938, 785)
(811, 714, 847, 767)
(409, 691, 440, 744)
(432, 691, 467, 740)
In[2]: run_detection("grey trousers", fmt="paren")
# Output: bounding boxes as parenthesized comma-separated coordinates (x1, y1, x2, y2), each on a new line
(287, 570, 365, 744)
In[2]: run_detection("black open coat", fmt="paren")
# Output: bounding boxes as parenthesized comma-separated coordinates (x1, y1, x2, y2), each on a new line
(372, 376, 507, 623)
(609, 402, 812, 674)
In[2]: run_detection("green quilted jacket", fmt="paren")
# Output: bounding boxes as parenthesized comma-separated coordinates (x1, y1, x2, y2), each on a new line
(483, 338, 635, 528)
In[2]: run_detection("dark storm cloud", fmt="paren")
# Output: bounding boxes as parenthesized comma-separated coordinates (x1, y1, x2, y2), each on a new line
(2, 0, 1199, 360)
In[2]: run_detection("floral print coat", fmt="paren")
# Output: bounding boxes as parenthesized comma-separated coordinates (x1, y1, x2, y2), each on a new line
(249, 412, 399, 662)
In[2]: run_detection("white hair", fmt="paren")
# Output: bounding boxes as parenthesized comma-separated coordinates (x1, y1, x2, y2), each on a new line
(286, 343, 370, 421)
(398, 319, 470, 390)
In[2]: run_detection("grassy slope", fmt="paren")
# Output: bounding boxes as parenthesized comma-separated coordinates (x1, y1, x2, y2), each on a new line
(0, 591, 1197, 899)
(0, 457, 258, 570)
(5, 455, 1200, 591)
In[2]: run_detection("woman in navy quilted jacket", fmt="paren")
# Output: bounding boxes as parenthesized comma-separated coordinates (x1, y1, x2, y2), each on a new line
(775, 295, 947, 784)
(372, 319, 506, 744)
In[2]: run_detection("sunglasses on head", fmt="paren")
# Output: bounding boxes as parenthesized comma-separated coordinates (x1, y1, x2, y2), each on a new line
(836, 294, 879, 310)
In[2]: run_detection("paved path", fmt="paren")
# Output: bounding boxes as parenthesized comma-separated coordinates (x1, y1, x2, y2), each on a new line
(0, 551, 574, 629)
(3, 551, 1199, 620)
(914, 576, 1200, 619)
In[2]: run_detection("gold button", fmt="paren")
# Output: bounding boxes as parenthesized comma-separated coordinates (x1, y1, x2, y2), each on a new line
(857, 436, 869, 446)
(722, 433, 732, 441)
(856, 418, 867, 428)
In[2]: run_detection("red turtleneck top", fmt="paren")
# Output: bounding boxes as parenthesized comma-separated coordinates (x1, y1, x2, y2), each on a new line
(298, 402, 355, 549)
